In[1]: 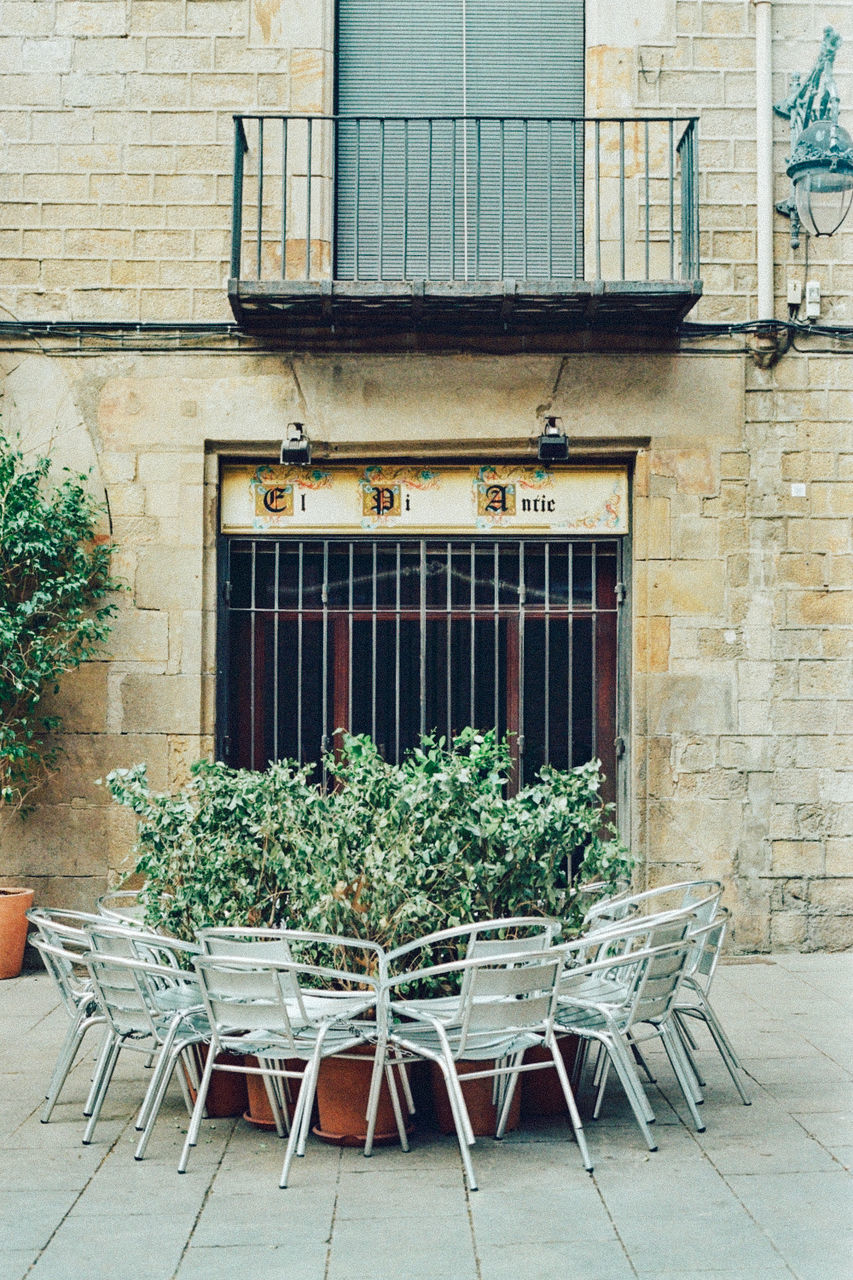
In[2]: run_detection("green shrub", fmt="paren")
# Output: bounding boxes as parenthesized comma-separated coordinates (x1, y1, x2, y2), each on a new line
(0, 436, 121, 813)
(106, 729, 631, 955)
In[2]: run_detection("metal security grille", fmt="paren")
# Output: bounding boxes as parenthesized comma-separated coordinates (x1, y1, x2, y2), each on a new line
(219, 537, 621, 795)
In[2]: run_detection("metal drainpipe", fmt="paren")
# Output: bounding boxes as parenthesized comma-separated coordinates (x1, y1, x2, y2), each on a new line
(754, 0, 775, 320)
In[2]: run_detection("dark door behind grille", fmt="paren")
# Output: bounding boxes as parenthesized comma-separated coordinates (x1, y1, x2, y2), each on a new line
(220, 537, 620, 798)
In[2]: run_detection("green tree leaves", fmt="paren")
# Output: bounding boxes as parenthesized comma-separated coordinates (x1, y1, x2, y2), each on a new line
(0, 436, 121, 813)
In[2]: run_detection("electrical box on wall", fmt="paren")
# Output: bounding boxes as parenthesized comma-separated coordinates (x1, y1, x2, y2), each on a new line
(805, 280, 821, 319)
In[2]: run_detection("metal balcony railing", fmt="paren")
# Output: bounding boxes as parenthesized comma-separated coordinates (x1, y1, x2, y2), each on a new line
(230, 114, 699, 290)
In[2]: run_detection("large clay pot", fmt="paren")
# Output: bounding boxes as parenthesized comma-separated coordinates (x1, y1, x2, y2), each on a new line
(520, 1035, 580, 1118)
(314, 1045, 406, 1146)
(244, 1056, 306, 1129)
(0, 887, 34, 980)
(432, 1060, 521, 1136)
(186, 1046, 249, 1118)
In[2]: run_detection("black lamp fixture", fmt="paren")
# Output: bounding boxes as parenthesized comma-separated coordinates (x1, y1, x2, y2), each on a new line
(537, 415, 568, 463)
(280, 421, 312, 466)
(775, 27, 853, 248)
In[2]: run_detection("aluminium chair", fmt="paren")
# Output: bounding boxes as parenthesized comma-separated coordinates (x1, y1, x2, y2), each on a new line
(79, 947, 210, 1155)
(673, 908, 751, 1105)
(377, 944, 592, 1191)
(183, 940, 393, 1188)
(26, 907, 118, 1122)
(554, 925, 719, 1152)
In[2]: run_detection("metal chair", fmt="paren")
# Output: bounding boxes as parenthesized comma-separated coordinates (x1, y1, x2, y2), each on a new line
(554, 925, 718, 1152)
(27, 907, 113, 1122)
(80, 946, 209, 1154)
(377, 944, 592, 1190)
(583, 879, 722, 934)
(96, 888, 146, 926)
(673, 908, 751, 1105)
(182, 938, 390, 1188)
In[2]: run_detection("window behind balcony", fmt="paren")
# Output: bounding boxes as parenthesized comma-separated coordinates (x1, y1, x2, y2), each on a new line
(335, 0, 584, 281)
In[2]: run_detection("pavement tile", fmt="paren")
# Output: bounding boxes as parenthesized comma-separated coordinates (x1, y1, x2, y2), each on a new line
(190, 1188, 336, 1245)
(0, 1190, 80, 1251)
(175, 1244, 328, 1279)
(0, 1251, 39, 1280)
(477, 1238, 634, 1280)
(27, 1211, 198, 1280)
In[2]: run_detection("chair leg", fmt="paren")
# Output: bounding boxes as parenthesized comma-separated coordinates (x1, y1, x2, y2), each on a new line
(695, 1002, 752, 1105)
(41, 1010, 97, 1123)
(384, 1062, 410, 1152)
(178, 1042, 216, 1173)
(83, 1027, 114, 1117)
(363, 1039, 388, 1158)
(82, 1038, 121, 1145)
(259, 1061, 288, 1138)
(437, 1058, 478, 1192)
(135, 1041, 189, 1161)
(603, 1035, 659, 1151)
(495, 1053, 524, 1140)
(550, 1040, 594, 1172)
(280, 1051, 322, 1188)
(661, 1024, 705, 1132)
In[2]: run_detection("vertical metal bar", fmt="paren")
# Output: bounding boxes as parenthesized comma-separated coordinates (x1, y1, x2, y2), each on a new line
(281, 117, 288, 280)
(321, 541, 329, 771)
(297, 541, 303, 764)
(256, 117, 264, 280)
(371, 542, 377, 743)
(619, 119, 626, 280)
(403, 118, 409, 278)
(594, 120, 601, 281)
(354, 120, 360, 280)
(347, 541, 354, 730)
(395, 542, 401, 763)
(571, 119, 578, 278)
(517, 542, 525, 787)
(544, 542, 550, 766)
(306, 116, 313, 279)
(451, 118, 457, 279)
(523, 120, 528, 278)
(493, 543, 499, 735)
(378, 118, 385, 281)
(445, 543, 452, 741)
(469, 542, 475, 728)
(427, 119, 433, 279)
(230, 116, 247, 281)
(499, 118, 505, 278)
(591, 543, 598, 759)
(476, 118, 481, 280)
(668, 118, 675, 279)
(249, 542, 257, 769)
(272, 541, 280, 759)
(644, 120, 650, 281)
(419, 540, 427, 738)
(547, 120, 553, 278)
(567, 542, 573, 768)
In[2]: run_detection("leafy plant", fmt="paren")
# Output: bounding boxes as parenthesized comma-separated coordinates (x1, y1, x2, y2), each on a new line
(106, 730, 631, 964)
(0, 435, 121, 814)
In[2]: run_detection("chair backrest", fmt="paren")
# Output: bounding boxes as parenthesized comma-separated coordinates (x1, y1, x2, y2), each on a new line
(85, 920, 197, 969)
(193, 951, 378, 1058)
(196, 927, 294, 964)
(625, 919, 720, 1029)
(27, 909, 102, 1011)
(84, 951, 167, 1041)
(457, 949, 565, 1056)
(683, 907, 729, 994)
(584, 880, 722, 937)
(96, 888, 146, 926)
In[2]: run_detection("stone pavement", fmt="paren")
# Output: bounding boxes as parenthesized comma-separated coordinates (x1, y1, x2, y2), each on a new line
(1, 954, 850, 1280)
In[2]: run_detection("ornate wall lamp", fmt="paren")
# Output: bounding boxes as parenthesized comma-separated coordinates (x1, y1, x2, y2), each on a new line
(775, 26, 853, 248)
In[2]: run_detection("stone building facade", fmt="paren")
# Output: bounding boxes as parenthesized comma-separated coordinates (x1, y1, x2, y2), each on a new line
(0, 0, 850, 950)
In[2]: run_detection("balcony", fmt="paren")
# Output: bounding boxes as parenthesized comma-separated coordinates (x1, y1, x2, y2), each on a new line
(229, 115, 701, 345)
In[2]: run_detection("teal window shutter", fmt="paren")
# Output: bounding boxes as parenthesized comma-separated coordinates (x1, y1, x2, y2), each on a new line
(336, 0, 584, 281)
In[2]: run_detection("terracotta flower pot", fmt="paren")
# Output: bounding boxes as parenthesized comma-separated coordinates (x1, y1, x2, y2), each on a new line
(244, 1055, 307, 1129)
(0, 887, 34, 980)
(314, 1045, 406, 1146)
(432, 1059, 521, 1137)
(185, 1046, 249, 1118)
(520, 1035, 580, 1118)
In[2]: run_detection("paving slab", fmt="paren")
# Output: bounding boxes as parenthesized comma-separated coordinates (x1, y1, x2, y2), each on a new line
(1, 956, 850, 1280)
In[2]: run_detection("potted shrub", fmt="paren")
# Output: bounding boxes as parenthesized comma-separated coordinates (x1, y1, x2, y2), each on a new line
(106, 730, 630, 1139)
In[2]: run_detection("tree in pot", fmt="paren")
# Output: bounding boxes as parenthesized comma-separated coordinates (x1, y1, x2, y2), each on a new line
(107, 730, 630, 1140)
(0, 436, 120, 975)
